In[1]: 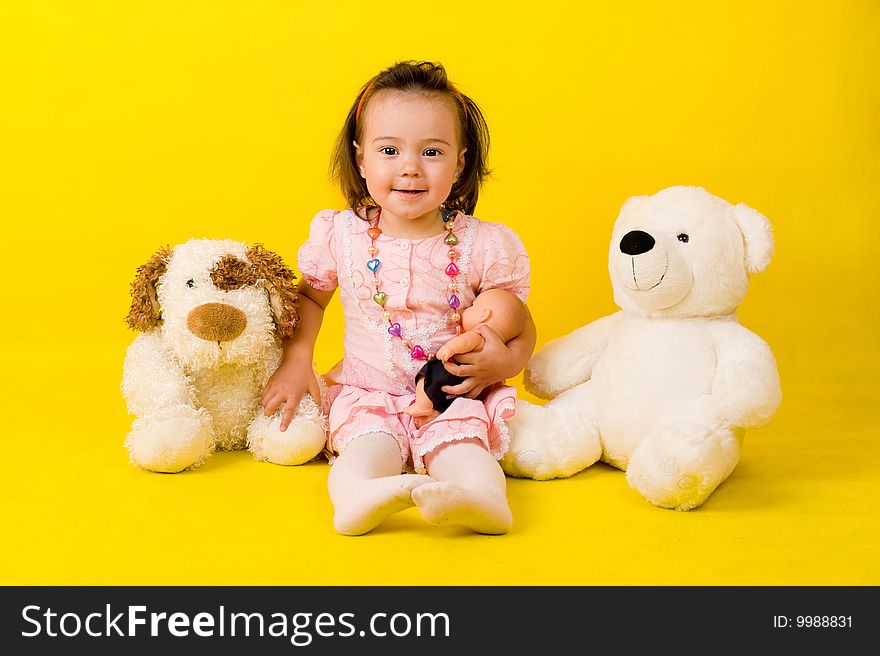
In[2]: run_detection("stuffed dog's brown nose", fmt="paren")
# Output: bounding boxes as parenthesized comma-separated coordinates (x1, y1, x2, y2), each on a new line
(187, 303, 247, 342)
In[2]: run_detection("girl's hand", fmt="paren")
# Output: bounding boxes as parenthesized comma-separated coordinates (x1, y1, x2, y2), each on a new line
(262, 357, 322, 432)
(440, 325, 512, 399)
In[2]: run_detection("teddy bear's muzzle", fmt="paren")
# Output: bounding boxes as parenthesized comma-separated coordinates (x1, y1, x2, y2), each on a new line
(187, 303, 247, 342)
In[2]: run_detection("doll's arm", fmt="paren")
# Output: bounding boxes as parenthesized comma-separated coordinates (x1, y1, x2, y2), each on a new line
(436, 331, 486, 362)
(524, 312, 619, 399)
(709, 322, 782, 427)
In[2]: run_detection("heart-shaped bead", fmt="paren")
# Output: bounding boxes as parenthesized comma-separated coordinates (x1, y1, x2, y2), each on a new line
(449, 294, 460, 309)
(444, 232, 459, 246)
(367, 258, 381, 273)
(387, 322, 402, 337)
(373, 292, 387, 306)
(367, 227, 382, 240)
(445, 261, 460, 277)
(410, 345, 427, 360)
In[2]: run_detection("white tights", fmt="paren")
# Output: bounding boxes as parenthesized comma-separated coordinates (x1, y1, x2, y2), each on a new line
(328, 432, 512, 536)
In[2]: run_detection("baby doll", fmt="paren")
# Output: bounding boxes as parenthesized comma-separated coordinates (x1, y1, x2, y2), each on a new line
(404, 288, 529, 428)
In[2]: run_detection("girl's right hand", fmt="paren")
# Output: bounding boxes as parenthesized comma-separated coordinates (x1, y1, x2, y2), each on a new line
(262, 358, 322, 432)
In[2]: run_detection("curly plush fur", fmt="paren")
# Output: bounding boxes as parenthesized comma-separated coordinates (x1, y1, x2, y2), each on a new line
(121, 238, 327, 473)
(502, 186, 782, 510)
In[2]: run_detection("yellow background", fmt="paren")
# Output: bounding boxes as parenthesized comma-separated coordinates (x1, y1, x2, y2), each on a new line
(1, 1, 878, 585)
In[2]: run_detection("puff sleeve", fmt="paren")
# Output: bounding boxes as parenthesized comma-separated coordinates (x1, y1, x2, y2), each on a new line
(297, 209, 340, 291)
(476, 222, 531, 302)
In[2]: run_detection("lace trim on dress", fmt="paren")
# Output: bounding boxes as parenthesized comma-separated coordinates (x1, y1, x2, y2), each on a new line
(457, 214, 476, 289)
(490, 404, 514, 461)
(340, 211, 409, 394)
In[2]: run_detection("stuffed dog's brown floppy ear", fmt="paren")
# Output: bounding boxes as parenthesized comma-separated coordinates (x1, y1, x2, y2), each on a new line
(125, 246, 172, 331)
(247, 243, 299, 338)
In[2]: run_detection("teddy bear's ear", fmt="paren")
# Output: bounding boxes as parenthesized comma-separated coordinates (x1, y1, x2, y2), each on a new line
(247, 244, 299, 338)
(734, 202, 774, 273)
(125, 246, 172, 331)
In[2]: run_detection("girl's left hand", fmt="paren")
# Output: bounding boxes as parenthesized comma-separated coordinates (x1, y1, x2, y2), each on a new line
(440, 325, 511, 399)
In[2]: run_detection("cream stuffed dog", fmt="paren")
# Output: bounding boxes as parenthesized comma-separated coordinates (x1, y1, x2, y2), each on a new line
(122, 239, 327, 473)
(502, 186, 782, 510)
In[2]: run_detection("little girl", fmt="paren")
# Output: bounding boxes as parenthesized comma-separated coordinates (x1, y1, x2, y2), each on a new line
(262, 61, 536, 536)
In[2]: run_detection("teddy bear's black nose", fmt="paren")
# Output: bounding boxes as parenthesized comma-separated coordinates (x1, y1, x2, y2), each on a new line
(620, 230, 656, 255)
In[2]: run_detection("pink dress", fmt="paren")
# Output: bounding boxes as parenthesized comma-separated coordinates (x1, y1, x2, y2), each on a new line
(297, 208, 530, 473)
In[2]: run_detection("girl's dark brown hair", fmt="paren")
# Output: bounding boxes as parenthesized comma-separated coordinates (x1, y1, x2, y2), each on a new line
(331, 60, 490, 218)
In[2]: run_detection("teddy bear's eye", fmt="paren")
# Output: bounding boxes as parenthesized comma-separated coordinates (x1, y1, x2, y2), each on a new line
(677, 233, 689, 243)
(186, 279, 195, 288)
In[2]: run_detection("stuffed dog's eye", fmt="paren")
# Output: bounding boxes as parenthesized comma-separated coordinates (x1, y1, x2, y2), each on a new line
(677, 233, 689, 243)
(186, 279, 195, 288)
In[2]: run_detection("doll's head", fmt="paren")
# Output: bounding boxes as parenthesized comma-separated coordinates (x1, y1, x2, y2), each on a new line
(331, 61, 490, 217)
(461, 288, 528, 342)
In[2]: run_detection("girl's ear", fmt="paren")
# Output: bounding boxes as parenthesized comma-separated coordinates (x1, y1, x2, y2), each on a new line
(125, 246, 172, 331)
(455, 148, 467, 181)
(246, 243, 299, 338)
(353, 140, 366, 178)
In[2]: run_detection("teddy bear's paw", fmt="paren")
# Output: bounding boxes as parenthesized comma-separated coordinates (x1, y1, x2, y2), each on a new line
(628, 466, 714, 511)
(512, 449, 544, 476)
(247, 397, 328, 466)
(500, 447, 545, 479)
(501, 401, 555, 479)
(522, 363, 558, 400)
(126, 414, 212, 473)
(501, 398, 601, 480)
(626, 421, 738, 510)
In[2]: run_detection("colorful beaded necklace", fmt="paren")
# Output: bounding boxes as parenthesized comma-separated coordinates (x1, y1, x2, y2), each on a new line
(367, 206, 463, 360)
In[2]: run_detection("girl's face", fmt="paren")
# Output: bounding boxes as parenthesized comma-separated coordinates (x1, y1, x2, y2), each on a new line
(355, 91, 466, 235)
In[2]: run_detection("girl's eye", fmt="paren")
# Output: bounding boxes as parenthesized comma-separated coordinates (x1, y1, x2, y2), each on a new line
(424, 148, 440, 157)
(380, 147, 398, 156)
(186, 279, 195, 288)
(677, 233, 690, 243)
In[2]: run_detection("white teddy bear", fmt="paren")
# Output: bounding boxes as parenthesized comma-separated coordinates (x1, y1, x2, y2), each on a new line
(502, 186, 782, 510)
(122, 239, 327, 473)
